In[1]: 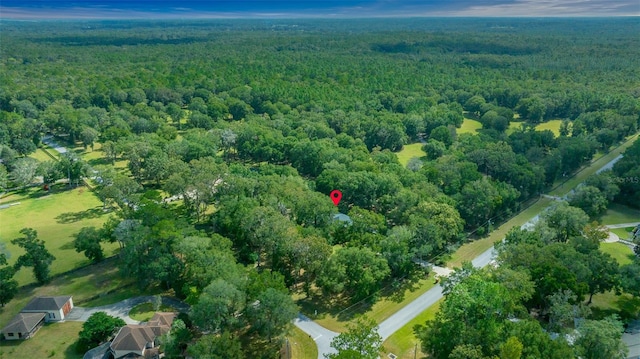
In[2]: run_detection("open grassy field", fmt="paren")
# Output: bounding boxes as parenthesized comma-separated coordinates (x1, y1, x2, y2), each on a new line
(0, 185, 119, 285)
(297, 273, 436, 333)
(0, 321, 83, 359)
(0, 258, 147, 328)
(534, 119, 563, 137)
(28, 148, 56, 163)
(458, 118, 482, 135)
(549, 132, 640, 198)
(600, 242, 635, 266)
(448, 197, 552, 268)
(382, 299, 441, 359)
(287, 326, 318, 359)
(601, 203, 640, 225)
(396, 143, 426, 167)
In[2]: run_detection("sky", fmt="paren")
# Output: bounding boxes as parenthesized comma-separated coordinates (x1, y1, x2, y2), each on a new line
(1, 0, 639, 19)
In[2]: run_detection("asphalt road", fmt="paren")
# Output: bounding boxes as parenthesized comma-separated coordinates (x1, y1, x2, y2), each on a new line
(296, 150, 630, 358)
(294, 314, 337, 358)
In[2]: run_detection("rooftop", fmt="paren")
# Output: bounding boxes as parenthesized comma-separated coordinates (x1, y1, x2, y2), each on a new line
(22, 296, 71, 312)
(1, 312, 46, 334)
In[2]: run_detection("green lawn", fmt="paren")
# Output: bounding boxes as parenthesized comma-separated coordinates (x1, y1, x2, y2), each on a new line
(396, 143, 426, 167)
(600, 242, 635, 266)
(549, 132, 639, 198)
(128, 302, 177, 322)
(457, 118, 482, 135)
(297, 273, 436, 333)
(601, 203, 640, 225)
(0, 321, 83, 359)
(534, 119, 563, 137)
(29, 148, 55, 163)
(610, 227, 634, 241)
(506, 121, 524, 135)
(382, 299, 441, 359)
(448, 197, 552, 268)
(0, 186, 119, 285)
(0, 258, 144, 328)
(287, 326, 318, 359)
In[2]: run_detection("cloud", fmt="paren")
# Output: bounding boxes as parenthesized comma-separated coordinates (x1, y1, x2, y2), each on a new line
(449, 0, 640, 16)
(0, 0, 638, 19)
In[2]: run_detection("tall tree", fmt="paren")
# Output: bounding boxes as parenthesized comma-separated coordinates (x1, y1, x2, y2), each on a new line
(11, 228, 55, 284)
(187, 331, 244, 359)
(0, 253, 18, 307)
(73, 226, 105, 263)
(190, 279, 246, 333)
(575, 316, 628, 359)
(77, 312, 126, 352)
(246, 288, 298, 342)
(326, 316, 382, 359)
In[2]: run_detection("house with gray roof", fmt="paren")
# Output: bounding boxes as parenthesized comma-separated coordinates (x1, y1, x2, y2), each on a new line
(21, 296, 74, 322)
(1, 296, 74, 341)
(0, 312, 46, 340)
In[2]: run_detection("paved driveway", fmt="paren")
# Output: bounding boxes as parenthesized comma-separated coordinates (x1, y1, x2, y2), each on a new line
(65, 296, 189, 324)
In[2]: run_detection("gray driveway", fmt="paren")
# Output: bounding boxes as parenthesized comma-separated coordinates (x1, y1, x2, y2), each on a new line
(65, 296, 189, 325)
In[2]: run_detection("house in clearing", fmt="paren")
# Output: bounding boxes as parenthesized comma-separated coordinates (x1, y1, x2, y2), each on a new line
(21, 296, 74, 322)
(1, 296, 74, 340)
(110, 312, 176, 359)
(1, 312, 46, 340)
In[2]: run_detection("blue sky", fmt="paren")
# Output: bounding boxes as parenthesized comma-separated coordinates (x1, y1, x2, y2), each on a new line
(1, 0, 638, 18)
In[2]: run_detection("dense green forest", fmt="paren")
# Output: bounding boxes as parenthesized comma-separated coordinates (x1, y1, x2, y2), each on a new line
(0, 18, 639, 358)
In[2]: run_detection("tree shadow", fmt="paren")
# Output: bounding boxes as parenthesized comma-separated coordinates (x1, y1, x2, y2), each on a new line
(55, 207, 105, 224)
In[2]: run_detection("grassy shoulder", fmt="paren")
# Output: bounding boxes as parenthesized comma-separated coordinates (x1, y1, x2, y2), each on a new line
(382, 299, 442, 359)
(287, 326, 318, 359)
(0, 321, 84, 359)
(297, 273, 436, 333)
(0, 185, 119, 285)
(448, 197, 552, 268)
(396, 143, 426, 167)
(549, 132, 640, 198)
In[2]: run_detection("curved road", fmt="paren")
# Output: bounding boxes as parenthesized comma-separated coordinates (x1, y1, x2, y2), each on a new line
(295, 147, 633, 359)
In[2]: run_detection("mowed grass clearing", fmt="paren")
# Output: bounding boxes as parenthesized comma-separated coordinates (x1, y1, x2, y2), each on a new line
(396, 143, 426, 167)
(457, 118, 482, 135)
(0, 185, 119, 285)
(600, 242, 635, 266)
(287, 326, 318, 359)
(382, 299, 441, 359)
(601, 203, 640, 225)
(0, 321, 84, 359)
(534, 119, 563, 137)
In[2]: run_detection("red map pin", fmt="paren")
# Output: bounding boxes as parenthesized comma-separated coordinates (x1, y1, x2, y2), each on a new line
(330, 190, 342, 206)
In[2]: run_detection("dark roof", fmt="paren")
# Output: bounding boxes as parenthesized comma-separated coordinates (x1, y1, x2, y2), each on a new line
(1, 312, 46, 334)
(110, 312, 176, 353)
(110, 325, 155, 352)
(147, 312, 175, 328)
(22, 296, 71, 312)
